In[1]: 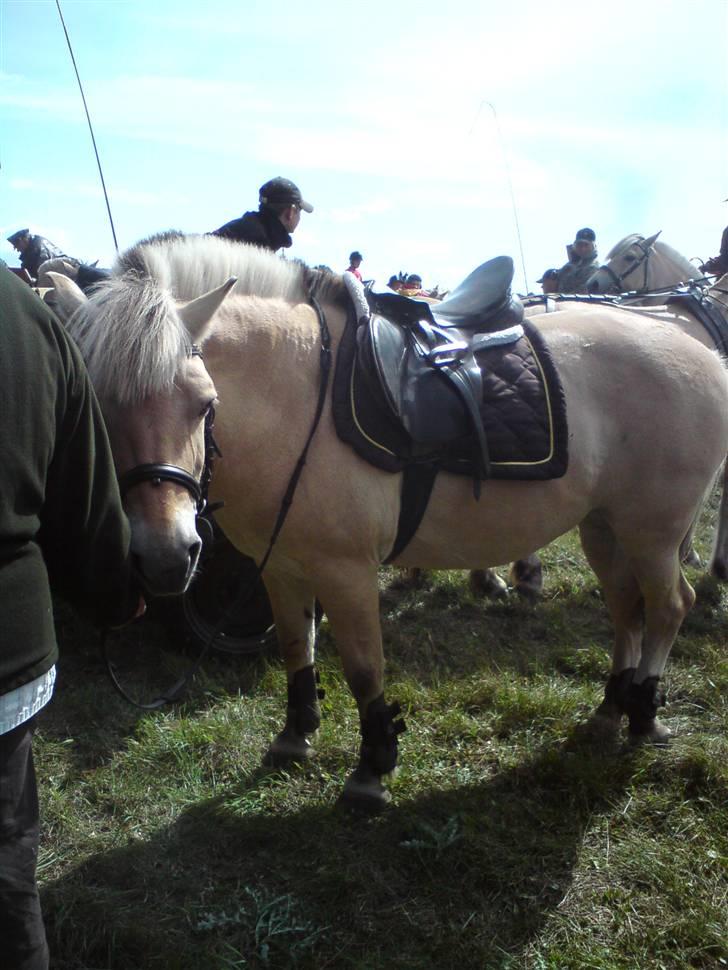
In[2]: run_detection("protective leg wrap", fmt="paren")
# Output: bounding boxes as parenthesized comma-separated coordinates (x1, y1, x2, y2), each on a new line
(623, 676, 666, 734)
(603, 667, 636, 711)
(358, 694, 406, 776)
(286, 665, 325, 736)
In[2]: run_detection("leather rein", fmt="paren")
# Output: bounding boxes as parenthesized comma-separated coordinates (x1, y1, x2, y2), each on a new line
(104, 288, 332, 710)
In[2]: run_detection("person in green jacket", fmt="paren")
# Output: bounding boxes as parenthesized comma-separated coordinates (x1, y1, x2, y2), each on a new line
(556, 227, 600, 293)
(0, 267, 143, 970)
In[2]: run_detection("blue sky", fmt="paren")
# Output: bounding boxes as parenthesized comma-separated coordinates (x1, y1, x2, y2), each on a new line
(1, 0, 726, 294)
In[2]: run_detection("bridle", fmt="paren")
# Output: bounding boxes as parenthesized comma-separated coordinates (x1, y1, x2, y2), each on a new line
(598, 238, 654, 293)
(116, 347, 221, 516)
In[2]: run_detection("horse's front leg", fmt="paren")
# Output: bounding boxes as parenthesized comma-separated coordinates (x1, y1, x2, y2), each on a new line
(317, 561, 405, 811)
(263, 572, 321, 766)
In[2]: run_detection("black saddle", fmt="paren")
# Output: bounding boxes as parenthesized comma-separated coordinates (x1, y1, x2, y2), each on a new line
(362, 256, 524, 486)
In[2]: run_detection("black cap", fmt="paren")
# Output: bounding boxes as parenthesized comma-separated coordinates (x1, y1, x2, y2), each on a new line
(259, 177, 313, 213)
(7, 228, 30, 245)
(537, 268, 559, 283)
(349, 251, 363, 261)
(575, 227, 596, 242)
(406, 273, 422, 285)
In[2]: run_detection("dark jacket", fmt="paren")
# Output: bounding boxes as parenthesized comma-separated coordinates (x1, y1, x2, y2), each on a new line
(557, 250, 600, 294)
(212, 208, 292, 251)
(700, 226, 728, 276)
(19, 235, 66, 279)
(0, 268, 137, 696)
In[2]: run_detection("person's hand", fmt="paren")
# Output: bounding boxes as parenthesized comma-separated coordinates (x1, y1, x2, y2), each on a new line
(109, 594, 146, 630)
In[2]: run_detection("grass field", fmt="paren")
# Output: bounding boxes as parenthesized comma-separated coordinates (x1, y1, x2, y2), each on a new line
(37, 491, 728, 969)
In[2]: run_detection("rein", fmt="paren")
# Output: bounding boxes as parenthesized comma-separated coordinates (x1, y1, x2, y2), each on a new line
(103, 293, 332, 710)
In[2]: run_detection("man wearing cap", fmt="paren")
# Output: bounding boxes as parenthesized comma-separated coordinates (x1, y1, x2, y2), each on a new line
(537, 268, 560, 295)
(6, 230, 66, 282)
(345, 251, 363, 281)
(556, 227, 599, 293)
(211, 177, 313, 252)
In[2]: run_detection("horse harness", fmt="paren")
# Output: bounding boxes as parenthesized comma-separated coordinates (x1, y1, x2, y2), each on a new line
(116, 346, 221, 518)
(599, 238, 654, 292)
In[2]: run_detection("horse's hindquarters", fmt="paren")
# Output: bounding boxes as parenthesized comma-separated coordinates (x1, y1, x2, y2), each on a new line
(396, 309, 728, 571)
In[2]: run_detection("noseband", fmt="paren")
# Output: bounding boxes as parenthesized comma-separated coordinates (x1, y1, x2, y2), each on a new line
(598, 239, 653, 292)
(116, 346, 221, 515)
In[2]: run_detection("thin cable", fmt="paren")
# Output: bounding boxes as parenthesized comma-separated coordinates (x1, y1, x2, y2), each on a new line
(55, 0, 119, 253)
(470, 101, 529, 292)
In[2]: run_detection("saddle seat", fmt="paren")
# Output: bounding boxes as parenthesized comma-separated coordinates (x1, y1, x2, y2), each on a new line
(362, 256, 525, 483)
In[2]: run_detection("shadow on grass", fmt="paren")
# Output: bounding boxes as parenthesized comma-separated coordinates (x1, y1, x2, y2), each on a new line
(41, 728, 635, 970)
(43, 596, 275, 773)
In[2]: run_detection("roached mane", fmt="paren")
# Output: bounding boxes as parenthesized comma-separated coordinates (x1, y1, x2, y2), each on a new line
(65, 232, 348, 405)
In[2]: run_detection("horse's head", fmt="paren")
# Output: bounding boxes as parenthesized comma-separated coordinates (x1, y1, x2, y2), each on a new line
(50, 271, 235, 597)
(587, 232, 662, 294)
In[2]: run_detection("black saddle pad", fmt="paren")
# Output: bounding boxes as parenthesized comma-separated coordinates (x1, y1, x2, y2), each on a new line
(332, 311, 568, 482)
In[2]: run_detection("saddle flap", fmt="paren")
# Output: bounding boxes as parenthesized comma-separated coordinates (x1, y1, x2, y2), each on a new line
(367, 314, 476, 447)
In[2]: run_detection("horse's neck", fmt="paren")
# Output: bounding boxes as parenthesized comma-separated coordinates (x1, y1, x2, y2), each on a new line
(650, 244, 697, 288)
(204, 296, 345, 438)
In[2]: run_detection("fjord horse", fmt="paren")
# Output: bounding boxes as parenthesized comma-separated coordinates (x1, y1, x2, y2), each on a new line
(586, 232, 705, 300)
(51, 235, 728, 809)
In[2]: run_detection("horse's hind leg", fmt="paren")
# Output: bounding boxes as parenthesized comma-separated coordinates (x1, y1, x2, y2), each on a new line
(579, 514, 644, 734)
(263, 572, 320, 766)
(623, 552, 694, 744)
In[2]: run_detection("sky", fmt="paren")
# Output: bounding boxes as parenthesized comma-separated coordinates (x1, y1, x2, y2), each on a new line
(1, 0, 726, 295)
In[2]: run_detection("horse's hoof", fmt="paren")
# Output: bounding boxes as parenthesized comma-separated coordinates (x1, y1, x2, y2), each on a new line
(509, 557, 543, 601)
(569, 709, 622, 749)
(339, 768, 391, 813)
(682, 547, 702, 568)
(628, 718, 672, 747)
(469, 569, 508, 600)
(263, 732, 315, 768)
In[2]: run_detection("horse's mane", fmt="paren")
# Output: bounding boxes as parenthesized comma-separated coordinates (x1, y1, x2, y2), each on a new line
(66, 232, 348, 404)
(607, 233, 698, 280)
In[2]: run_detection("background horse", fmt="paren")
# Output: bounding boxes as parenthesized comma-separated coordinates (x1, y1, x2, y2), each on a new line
(51, 234, 728, 809)
(586, 232, 705, 300)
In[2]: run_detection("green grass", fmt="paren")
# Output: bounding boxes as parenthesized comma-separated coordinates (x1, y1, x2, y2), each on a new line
(35, 494, 728, 969)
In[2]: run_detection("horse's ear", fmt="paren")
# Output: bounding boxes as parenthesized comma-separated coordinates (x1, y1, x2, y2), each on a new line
(644, 231, 662, 250)
(178, 277, 237, 340)
(46, 271, 88, 324)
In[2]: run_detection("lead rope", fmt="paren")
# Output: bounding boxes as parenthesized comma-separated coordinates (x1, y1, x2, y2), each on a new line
(103, 288, 332, 709)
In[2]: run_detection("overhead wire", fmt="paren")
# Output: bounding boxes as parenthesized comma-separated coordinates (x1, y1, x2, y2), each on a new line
(470, 100, 529, 292)
(55, 0, 119, 253)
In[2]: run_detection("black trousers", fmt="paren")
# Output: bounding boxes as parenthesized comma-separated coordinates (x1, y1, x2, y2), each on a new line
(0, 717, 49, 970)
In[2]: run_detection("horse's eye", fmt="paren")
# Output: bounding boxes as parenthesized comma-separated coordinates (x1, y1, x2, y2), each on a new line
(624, 253, 637, 263)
